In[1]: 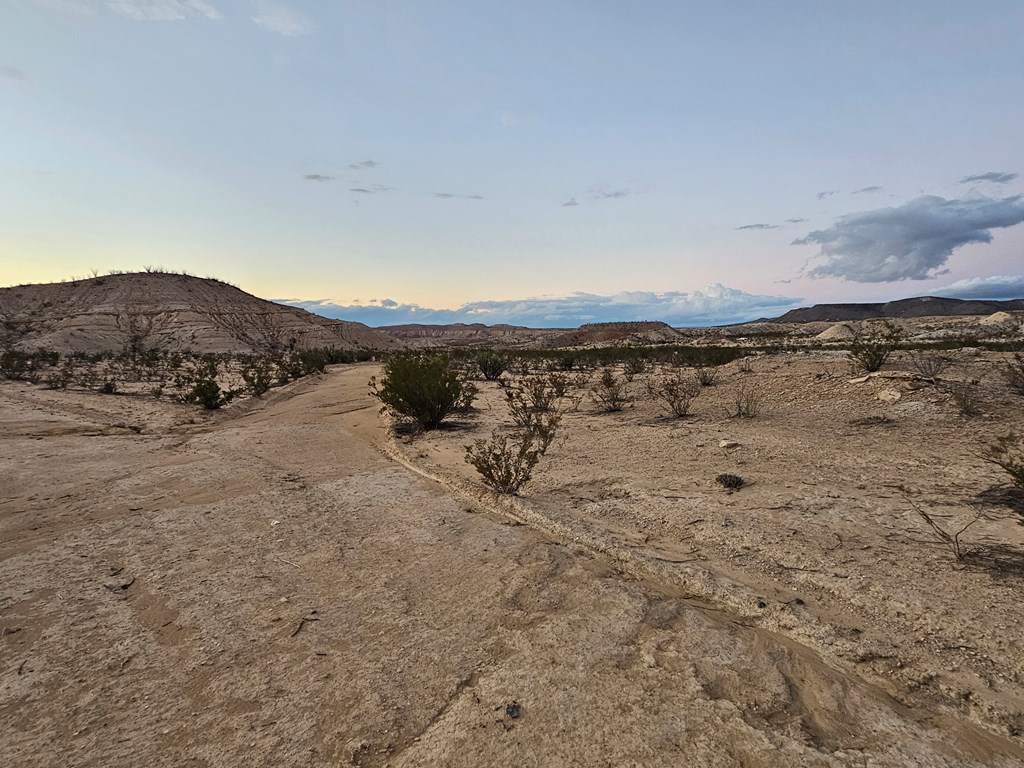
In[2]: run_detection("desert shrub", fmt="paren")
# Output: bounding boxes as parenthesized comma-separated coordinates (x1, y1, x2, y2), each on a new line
(985, 434, 1024, 489)
(475, 351, 508, 381)
(180, 378, 236, 409)
(848, 322, 902, 373)
(0, 350, 43, 382)
(454, 378, 478, 412)
(715, 473, 744, 490)
(646, 370, 700, 417)
(622, 358, 647, 382)
(1003, 353, 1024, 396)
(241, 356, 277, 396)
(590, 367, 631, 412)
(465, 431, 542, 494)
(528, 411, 561, 455)
(43, 360, 76, 390)
(737, 357, 754, 374)
(693, 365, 718, 387)
(947, 381, 981, 416)
(505, 377, 561, 426)
(907, 496, 985, 561)
(99, 377, 118, 395)
(908, 351, 948, 382)
(729, 384, 764, 418)
(370, 354, 464, 430)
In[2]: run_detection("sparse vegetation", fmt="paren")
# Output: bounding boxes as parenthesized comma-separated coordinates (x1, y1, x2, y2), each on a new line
(693, 365, 718, 387)
(645, 369, 700, 417)
(729, 383, 764, 418)
(370, 354, 465, 430)
(475, 351, 508, 381)
(848, 322, 903, 373)
(948, 381, 981, 417)
(465, 431, 542, 494)
(908, 351, 948, 382)
(985, 434, 1024, 490)
(716, 473, 744, 490)
(590, 367, 631, 412)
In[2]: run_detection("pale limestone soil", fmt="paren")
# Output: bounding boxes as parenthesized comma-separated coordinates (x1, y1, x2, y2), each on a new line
(406, 351, 1024, 740)
(2, 365, 1023, 767)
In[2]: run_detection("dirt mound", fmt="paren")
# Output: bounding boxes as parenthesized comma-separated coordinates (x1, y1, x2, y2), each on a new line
(815, 322, 857, 341)
(0, 273, 401, 354)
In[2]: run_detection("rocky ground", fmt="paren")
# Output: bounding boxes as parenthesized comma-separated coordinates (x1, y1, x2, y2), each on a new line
(2, 356, 1024, 767)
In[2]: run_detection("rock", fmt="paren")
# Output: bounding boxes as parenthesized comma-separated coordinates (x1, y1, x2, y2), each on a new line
(877, 388, 902, 403)
(719, 439, 741, 450)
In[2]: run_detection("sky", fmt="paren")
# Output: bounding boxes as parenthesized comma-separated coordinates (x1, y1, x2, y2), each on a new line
(2, 0, 1023, 327)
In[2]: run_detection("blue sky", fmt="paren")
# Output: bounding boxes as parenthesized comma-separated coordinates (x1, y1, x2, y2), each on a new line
(3, 1, 1023, 327)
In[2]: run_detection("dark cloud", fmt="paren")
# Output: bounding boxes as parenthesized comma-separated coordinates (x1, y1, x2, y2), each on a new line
(785, 218, 808, 224)
(561, 198, 579, 207)
(736, 223, 778, 231)
(432, 192, 483, 200)
(932, 275, 1024, 300)
(275, 284, 803, 329)
(853, 186, 883, 194)
(348, 160, 380, 170)
(817, 190, 839, 200)
(302, 173, 334, 182)
(350, 184, 393, 194)
(589, 187, 630, 200)
(793, 194, 1024, 283)
(0, 65, 28, 81)
(960, 171, 1018, 185)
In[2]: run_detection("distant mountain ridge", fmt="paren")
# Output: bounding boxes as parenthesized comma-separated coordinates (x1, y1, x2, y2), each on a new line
(0, 273, 401, 354)
(770, 296, 1024, 323)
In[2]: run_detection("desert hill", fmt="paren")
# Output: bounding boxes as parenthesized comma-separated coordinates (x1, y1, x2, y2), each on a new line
(377, 322, 555, 349)
(0, 272, 400, 354)
(771, 296, 1024, 323)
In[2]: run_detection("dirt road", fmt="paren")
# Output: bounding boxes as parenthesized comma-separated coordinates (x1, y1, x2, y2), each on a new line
(2, 366, 1021, 766)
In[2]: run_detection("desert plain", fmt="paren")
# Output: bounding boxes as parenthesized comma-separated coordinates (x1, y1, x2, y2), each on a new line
(2, 277, 1024, 767)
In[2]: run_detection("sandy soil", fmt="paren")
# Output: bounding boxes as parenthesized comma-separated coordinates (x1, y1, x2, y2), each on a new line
(3, 360, 1024, 766)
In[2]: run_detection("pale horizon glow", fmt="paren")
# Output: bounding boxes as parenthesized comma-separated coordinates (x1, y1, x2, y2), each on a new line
(3, 1, 1023, 326)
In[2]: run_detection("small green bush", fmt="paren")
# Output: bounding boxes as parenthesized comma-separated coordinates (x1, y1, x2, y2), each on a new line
(475, 351, 508, 381)
(590, 368, 631, 412)
(370, 354, 464, 430)
(849, 322, 902, 373)
(465, 431, 542, 494)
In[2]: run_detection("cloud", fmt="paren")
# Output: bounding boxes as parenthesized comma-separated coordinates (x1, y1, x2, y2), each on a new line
(785, 217, 808, 224)
(106, 0, 221, 20)
(432, 192, 483, 200)
(736, 223, 778, 231)
(0, 65, 29, 82)
(252, 1, 312, 36)
(931, 275, 1024, 300)
(588, 187, 630, 200)
(817, 190, 838, 200)
(793, 194, 1024, 283)
(960, 171, 1018, 185)
(302, 173, 334, 182)
(275, 284, 803, 329)
(347, 160, 379, 170)
(853, 186, 883, 194)
(561, 198, 579, 207)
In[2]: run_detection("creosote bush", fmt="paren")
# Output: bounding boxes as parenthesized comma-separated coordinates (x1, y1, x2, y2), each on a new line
(947, 381, 981, 417)
(729, 384, 764, 418)
(693, 365, 718, 387)
(645, 370, 700, 417)
(370, 354, 465, 430)
(465, 431, 542, 494)
(475, 351, 508, 381)
(908, 351, 948, 382)
(590, 367, 631, 412)
(849, 322, 903, 373)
